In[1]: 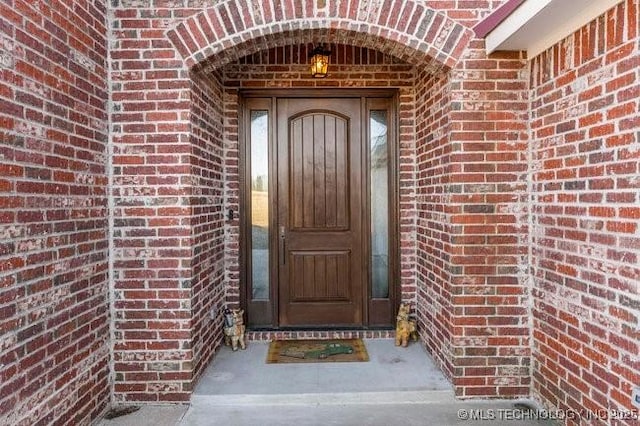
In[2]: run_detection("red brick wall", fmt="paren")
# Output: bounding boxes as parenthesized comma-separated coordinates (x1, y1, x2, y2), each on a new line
(189, 69, 225, 382)
(110, 2, 226, 403)
(111, 9, 199, 404)
(448, 44, 531, 398)
(0, 0, 109, 424)
(415, 68, 456, 380)
(415, 43, 531, 398)
(530, 0, 639, 419)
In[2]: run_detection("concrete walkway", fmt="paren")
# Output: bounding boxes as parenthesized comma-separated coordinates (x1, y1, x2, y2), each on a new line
(98, 340, 552, 426)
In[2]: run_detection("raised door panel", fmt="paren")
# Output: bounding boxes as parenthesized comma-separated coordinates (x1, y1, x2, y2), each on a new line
(290, 114, 349, 231)
(288, 251, 351, 302)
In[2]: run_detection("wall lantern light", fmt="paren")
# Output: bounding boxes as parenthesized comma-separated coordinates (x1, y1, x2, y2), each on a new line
(310, 45, 331, 78)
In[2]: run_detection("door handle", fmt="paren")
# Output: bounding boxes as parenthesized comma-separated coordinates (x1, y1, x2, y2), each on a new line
(279, 226, 286, 265)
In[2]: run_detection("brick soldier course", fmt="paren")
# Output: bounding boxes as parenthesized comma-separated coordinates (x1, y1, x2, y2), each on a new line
(0, 0, 638, 424)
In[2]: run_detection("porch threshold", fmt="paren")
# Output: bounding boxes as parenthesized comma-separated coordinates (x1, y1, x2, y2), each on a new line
(245, 329, 395, 341)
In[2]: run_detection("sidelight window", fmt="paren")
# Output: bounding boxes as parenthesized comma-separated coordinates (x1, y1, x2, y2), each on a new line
(250, 110, 269, 300)
(370, 110, 390, 299)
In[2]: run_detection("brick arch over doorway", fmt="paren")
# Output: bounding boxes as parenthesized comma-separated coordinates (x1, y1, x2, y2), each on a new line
(165, 0, 473, 70)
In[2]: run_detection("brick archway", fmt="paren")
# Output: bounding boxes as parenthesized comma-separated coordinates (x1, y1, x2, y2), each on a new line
(160, 0, 476, 402)
(166, 0, 472, 69)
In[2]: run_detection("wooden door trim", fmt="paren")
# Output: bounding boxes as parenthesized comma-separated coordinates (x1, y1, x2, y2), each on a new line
(239, 89, 400, 329)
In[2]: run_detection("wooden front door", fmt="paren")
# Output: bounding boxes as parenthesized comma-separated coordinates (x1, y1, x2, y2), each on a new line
(242, 90, 398, 330)
(276, 98, 364, 327)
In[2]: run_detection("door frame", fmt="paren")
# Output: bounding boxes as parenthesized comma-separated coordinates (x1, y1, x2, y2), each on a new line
(239, 89, 400, 329)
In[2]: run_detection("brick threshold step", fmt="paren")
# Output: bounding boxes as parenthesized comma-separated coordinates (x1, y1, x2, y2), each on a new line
(246, 329, 395, 341)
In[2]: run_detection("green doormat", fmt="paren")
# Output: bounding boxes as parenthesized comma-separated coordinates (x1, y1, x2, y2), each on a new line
(267, 339, 369, 363)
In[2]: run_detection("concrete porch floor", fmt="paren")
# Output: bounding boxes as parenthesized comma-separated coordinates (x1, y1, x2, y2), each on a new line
(99, 339, 552, 426)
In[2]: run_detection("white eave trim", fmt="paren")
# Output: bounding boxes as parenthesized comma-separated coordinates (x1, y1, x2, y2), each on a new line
(485, 0, 625, 58)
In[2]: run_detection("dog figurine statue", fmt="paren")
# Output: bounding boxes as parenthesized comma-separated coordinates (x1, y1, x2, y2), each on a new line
(223, 308, 246, 351)
(395, 303, 418, 347)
